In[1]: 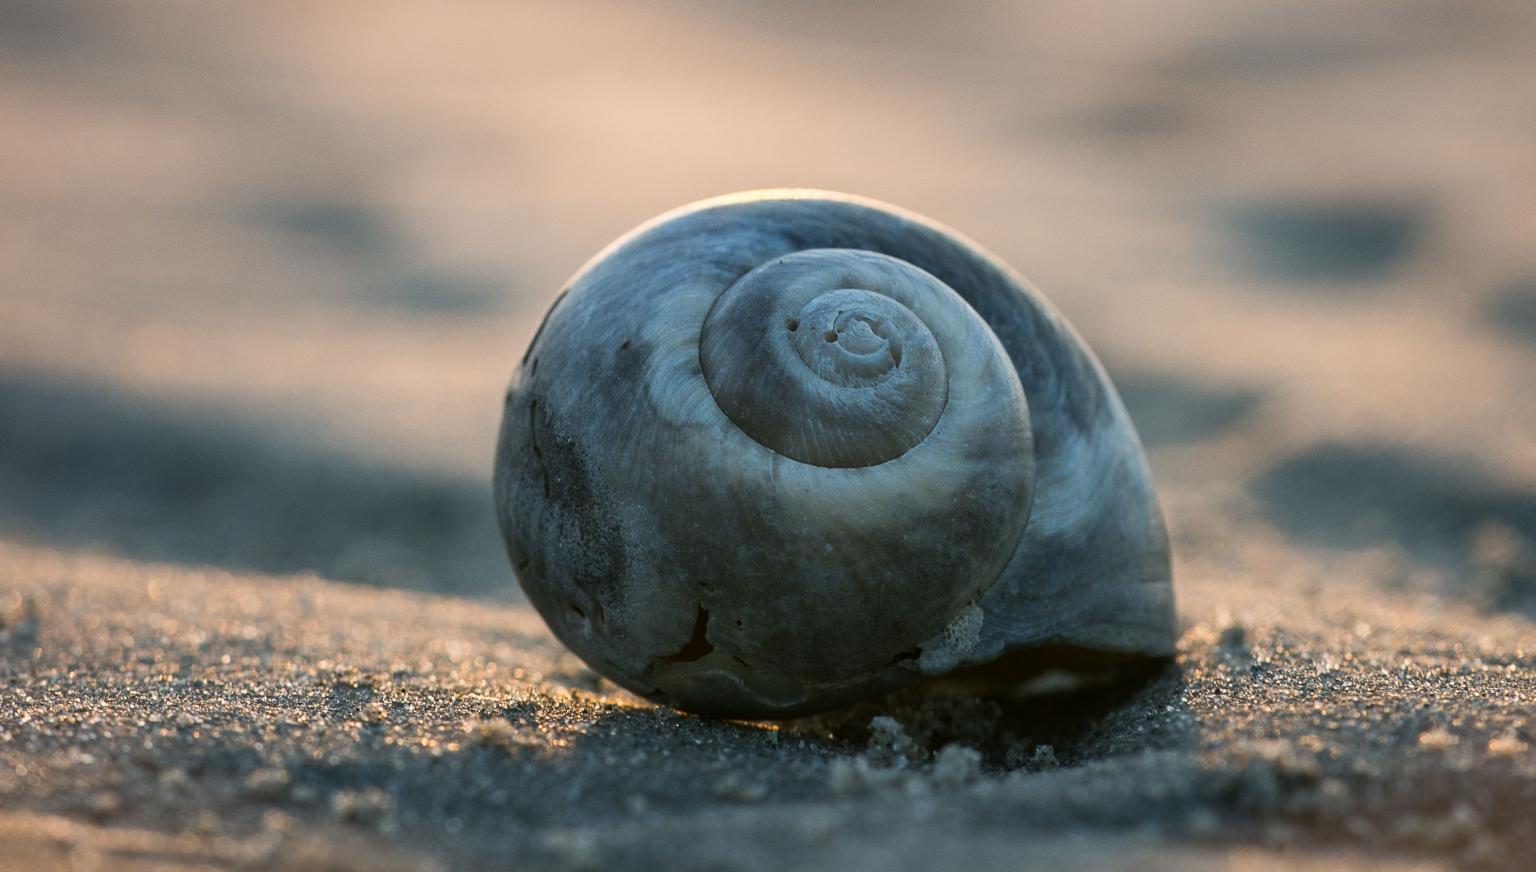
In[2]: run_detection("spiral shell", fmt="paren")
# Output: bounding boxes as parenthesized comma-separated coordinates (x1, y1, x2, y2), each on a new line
(495, 190, 1175, 717)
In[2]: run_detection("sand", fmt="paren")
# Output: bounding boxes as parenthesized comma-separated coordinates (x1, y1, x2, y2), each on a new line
(2, 1, 1534, 869)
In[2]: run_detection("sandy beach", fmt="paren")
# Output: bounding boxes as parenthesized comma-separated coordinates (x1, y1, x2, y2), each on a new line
(2, 1, 1534, 868)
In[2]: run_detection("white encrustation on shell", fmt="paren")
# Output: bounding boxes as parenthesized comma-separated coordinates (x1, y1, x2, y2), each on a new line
(494, 190, 1176, 718)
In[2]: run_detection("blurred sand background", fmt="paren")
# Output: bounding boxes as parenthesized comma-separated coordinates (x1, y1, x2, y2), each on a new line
(1, 1, 1534, 869)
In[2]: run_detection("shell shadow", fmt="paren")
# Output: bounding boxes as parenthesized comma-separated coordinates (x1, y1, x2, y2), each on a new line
(0, 371, 509, 597)
(801, 657, 1193, 769)
(301, 695, 844, 838)
(1250, 442, 1536, 614)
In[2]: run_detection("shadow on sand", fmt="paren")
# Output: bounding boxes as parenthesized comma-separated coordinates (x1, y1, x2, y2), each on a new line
(1110, 369, 1266, 448)
(1251, 441, 1536, 614)
(1485, 276, 1536, 344)
(0, 371, 510, 597)
(1219, 198, 1425, 286)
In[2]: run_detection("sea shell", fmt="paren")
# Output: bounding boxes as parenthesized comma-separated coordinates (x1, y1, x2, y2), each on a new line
(494, 190, 1176, 717)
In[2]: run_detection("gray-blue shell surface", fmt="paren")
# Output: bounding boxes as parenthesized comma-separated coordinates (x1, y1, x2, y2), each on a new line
(494, 190, 1175, 718)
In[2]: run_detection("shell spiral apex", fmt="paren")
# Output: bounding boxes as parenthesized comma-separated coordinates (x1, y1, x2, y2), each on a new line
(494, 190, 1176, 718)
(700, 249, 961, 468)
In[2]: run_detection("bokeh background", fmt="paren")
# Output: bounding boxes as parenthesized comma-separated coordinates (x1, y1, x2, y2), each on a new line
(3, 2, 1536, 870)
(4, 0, 1535, 608)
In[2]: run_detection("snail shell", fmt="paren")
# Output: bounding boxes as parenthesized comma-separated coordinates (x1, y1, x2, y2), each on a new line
(495, 190, 1175, 718)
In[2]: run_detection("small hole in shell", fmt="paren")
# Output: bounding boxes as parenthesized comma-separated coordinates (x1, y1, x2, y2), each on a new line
(787, 318, 799, 332)
(824, 330, 838, 343)
(661, 606, 714, 663)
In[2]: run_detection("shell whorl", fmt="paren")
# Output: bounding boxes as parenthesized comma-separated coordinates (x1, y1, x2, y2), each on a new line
(700, 250, 953, 468)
